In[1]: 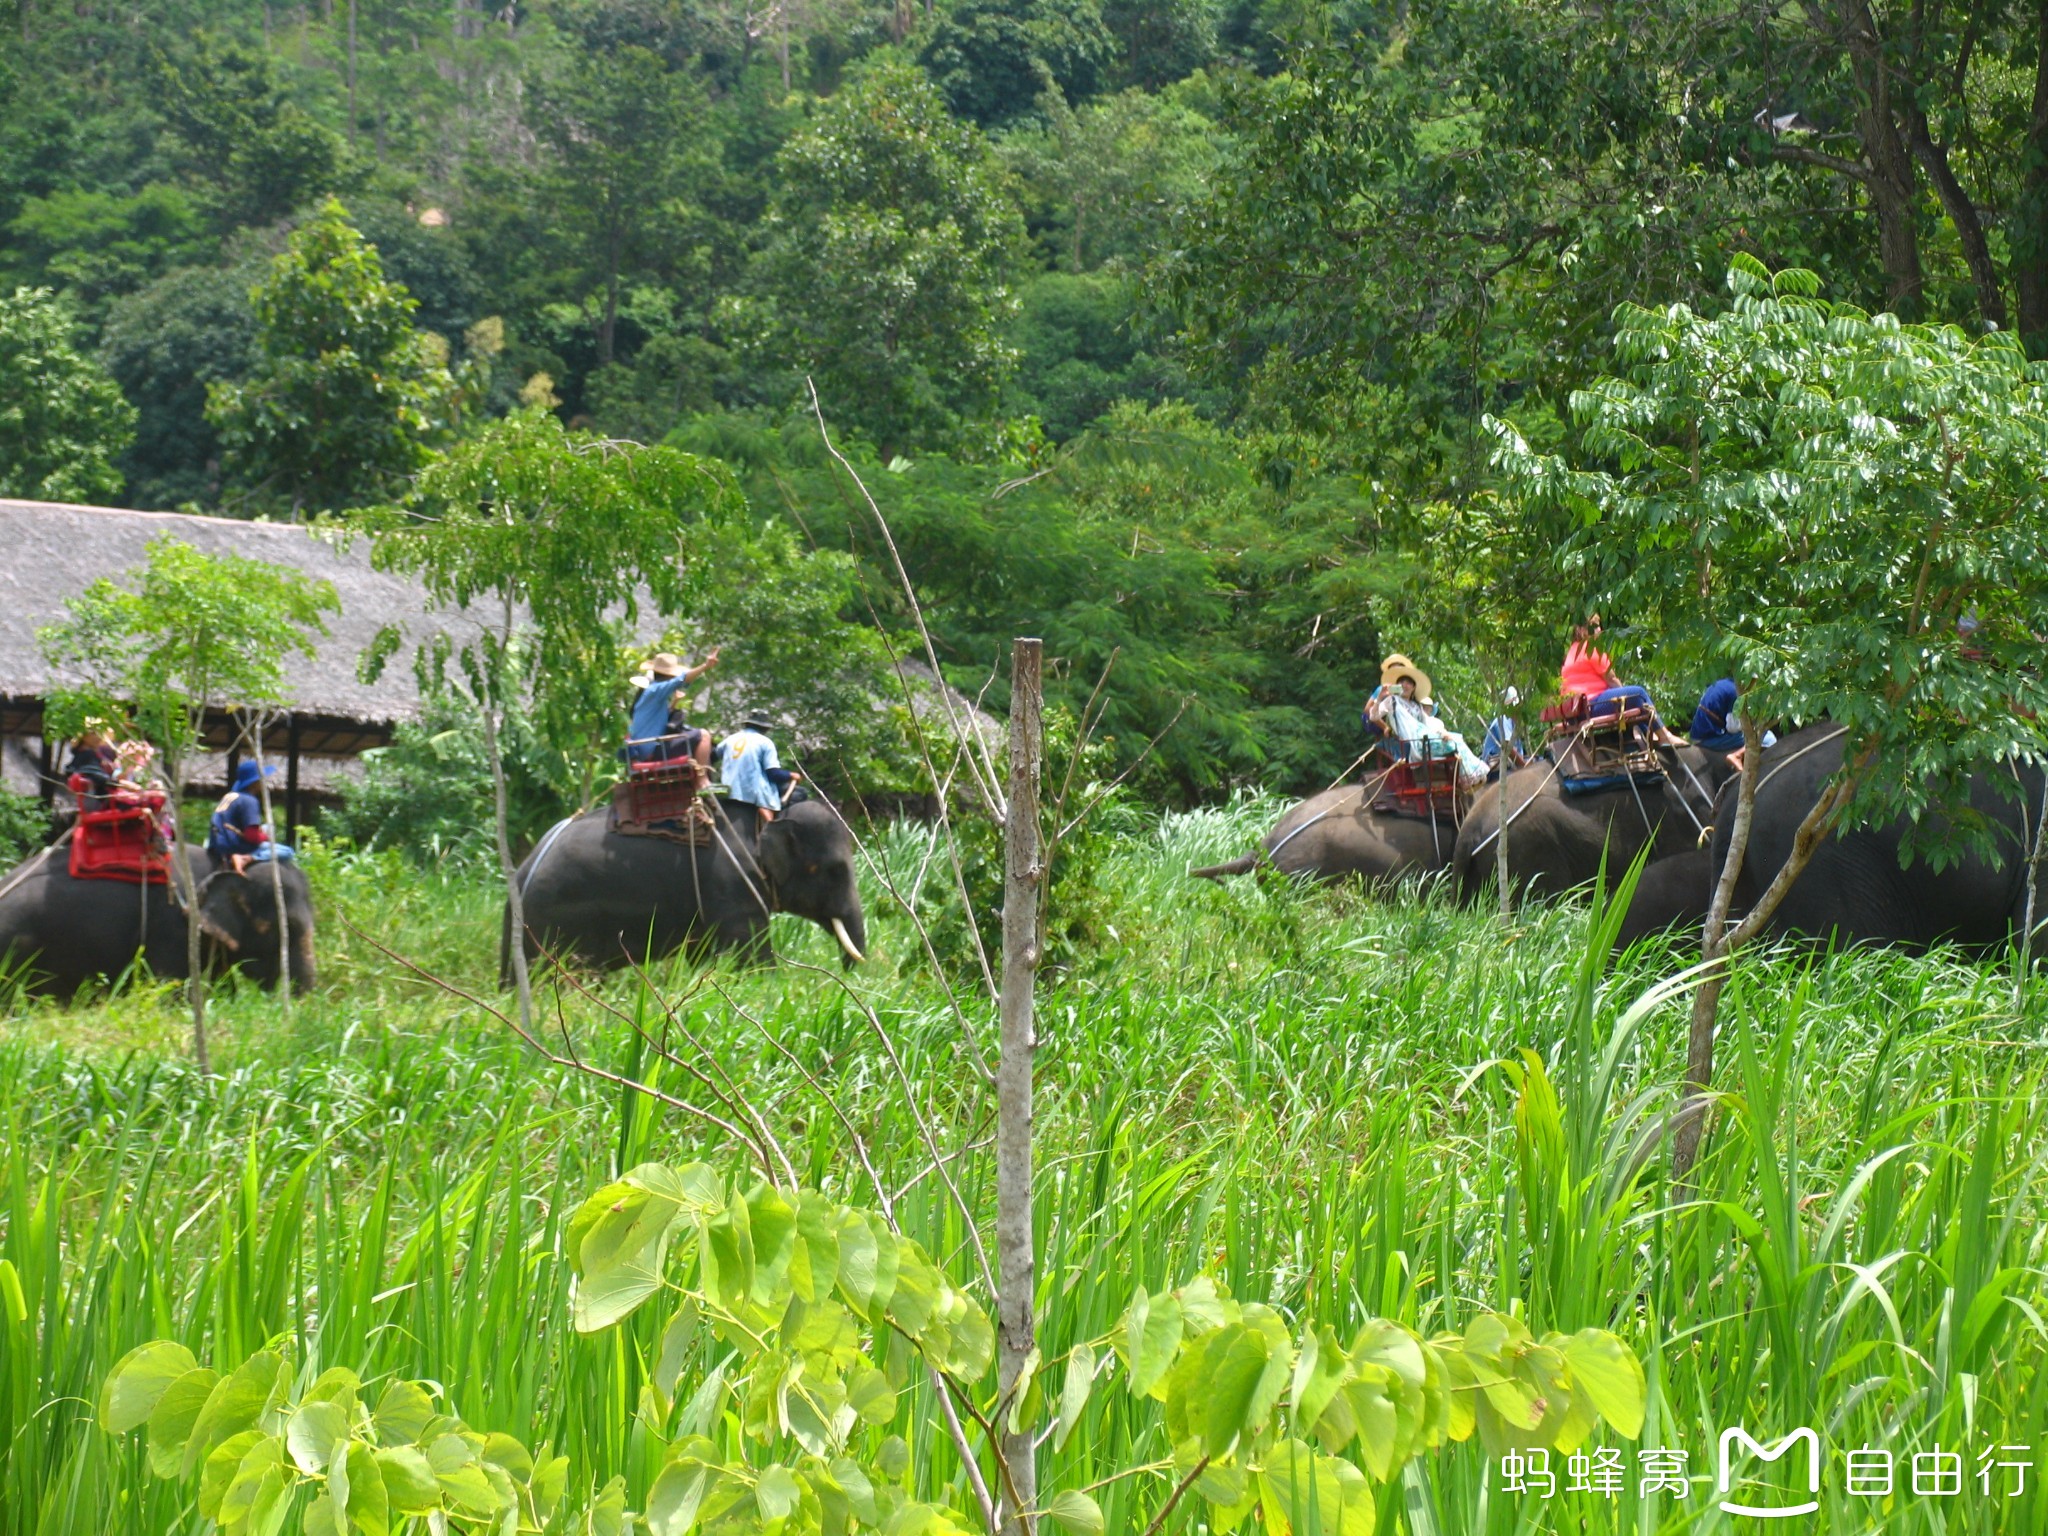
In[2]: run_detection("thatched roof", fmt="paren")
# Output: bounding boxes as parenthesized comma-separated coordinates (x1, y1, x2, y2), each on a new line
(0, 499, 465, 749)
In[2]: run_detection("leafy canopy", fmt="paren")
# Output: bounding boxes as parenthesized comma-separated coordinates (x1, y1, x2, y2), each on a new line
(0, 285, 137, 502)
(36, 534, 338, 774)
(363, 410, 741, 787)
(729, 62, 1025, 455)
(207, 199, 460, 515)
(1488, 257, 2048, 847)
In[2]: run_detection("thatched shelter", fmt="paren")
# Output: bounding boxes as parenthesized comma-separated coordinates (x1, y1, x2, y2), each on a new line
(1, 498, 1003, 831)
(0, 498, 454, 833)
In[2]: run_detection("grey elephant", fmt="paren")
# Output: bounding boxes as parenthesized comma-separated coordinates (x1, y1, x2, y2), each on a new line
(1450, 745, 1732, 904)
(1617, 724, 2047, 955)
(506, 797, 868, 975)
(0, 845, 315, 999)
(1188, 783, 1460, 885)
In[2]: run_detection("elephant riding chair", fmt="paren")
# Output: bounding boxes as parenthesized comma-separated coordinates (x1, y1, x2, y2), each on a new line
(1540, 690, 1666, 790)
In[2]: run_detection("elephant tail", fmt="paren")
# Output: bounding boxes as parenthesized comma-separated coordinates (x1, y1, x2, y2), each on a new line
(1189, 851, 1260, 880)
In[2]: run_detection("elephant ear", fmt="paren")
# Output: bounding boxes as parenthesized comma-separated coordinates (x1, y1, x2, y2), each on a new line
(756, 818, 797, 888)
(193, 872, 248, 952)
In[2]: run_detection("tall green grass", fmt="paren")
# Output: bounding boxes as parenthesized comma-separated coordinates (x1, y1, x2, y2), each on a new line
(2, 804, 2043, 1532)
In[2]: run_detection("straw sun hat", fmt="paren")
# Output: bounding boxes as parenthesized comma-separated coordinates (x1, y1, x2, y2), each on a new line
(1378, 654, 1433, 702)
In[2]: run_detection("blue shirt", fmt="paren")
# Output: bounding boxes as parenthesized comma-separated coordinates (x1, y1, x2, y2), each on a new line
(629, 675, 689, 745)
(1690, 678, 1739, 741)
(207, 791, 264, 857)
(1480, 716, 1521, 762)
(719, 729, 784, 810)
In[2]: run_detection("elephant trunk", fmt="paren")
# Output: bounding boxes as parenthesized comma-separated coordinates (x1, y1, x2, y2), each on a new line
(1189, 851, 1259, 880)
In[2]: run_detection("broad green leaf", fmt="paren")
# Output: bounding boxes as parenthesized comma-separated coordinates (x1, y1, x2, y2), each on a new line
(482, 1432, 532, 1483)
(328, 1433, 352, 1530)
(587, 1475, 630, 1536)
(747, 1184, 800, 1307)
(1260, 1439, 1373, 1536)
(99, 1340, 199, 1433)
(876, 1435, 911, 1480)
(1240, 1305, 1296, 1444)
(703, 1190, 755, 1313)
(375, 1446, 440, 1514)
(574, 1181, 686, 1332)
(1177, 1275, 1229, 1331)
(831, 1457, 877, 1523)
(886, 1245, 940, 1338)
(628, 1161, 724, 1212)
(848, 1363, 896, 1426)
(1054, 1345, 1095, 1452)
(184, 1349, 287, 1477)
(863, 1216, 901, 1319)
(1563, 1329, 1646, 1439)
(647, 1459, 711, 1536)
(288, 1400, 351, 1474)
(834, 1211, 878, 1315)
(1045, 1489, 1103, 1536)
(146, 1366, 220, 1478)
(1193, 1322, 1271, 1458)
(1343, 1365, 1401, 1480)
(217, 1438, 285, 1528)
(533, 1451, 570, 1519)
(304, 1491, 341, 1536)
(304, 1367, 362, 1409)
(656, 1301, 700, 1397)
(345, 1441, 389, 1536)
(1004, 1347, 1041, 1435)
(1127, 1288, 1183, 1400)
(941, 1294, 995, 1380)
(371, 1381, 435, 1447)
(792, 1193, 841, 1302)
(197, 1429, 265, 1518)
(428, 1433, 498, 1515)
(757, 1464, 801, 1522)
(1292, 1326, 1350, 1433)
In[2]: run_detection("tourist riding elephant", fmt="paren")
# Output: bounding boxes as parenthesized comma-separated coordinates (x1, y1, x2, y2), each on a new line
(506, 797, 868, 976)
(1188, 783, 1459, 886)
(0, 844, 316, 999)
(1451, 745, 1732, 904)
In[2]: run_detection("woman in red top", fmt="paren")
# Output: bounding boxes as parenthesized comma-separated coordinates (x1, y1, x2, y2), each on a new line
(1559, 615, 1618, 697)
(1558, 614, 1686, 746)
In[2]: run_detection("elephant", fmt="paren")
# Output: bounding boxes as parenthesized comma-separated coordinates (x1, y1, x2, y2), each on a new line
(1188, 783, 1460, 886)
(1610, 846, 1716, 951)
(0, 844, 316, 999)
(1451, 745, 1733, 904)
(506, 796, 868, 975)
(1618, 724, 2048, 956)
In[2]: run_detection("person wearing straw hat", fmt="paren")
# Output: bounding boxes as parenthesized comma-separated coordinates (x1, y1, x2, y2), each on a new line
(718, 713, 803, 823)
(626, 647, 719, 769)
(1364, 654, 1490, 788)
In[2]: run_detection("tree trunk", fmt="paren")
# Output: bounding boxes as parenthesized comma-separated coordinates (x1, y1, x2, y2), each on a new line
(2015, 0, 2048, 354)
(996, 637, 1043, 1536)
(2019, 773, 2048, 993)
(1906, 114, 2008, 329)
(1845, 0, 1925, 314)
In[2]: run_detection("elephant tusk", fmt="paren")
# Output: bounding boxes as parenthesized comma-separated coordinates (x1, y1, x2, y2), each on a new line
(831, 918, 865, 964)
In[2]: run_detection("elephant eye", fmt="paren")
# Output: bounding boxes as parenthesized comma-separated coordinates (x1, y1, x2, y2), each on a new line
(807, 861, 819, 874)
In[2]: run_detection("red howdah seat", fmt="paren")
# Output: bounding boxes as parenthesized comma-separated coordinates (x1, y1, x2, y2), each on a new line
(67, 775, 172, 885)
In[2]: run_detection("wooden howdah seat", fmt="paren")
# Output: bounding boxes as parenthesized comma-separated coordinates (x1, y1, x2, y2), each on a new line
(66, 774, 172, 885)
(1369, 738, 1465, 823)
(1542, 689, 1664, 781)
(611, 743, 716, 843)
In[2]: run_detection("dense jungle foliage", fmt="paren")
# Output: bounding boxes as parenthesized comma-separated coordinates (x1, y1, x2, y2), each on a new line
(5, 0, 2046, 794)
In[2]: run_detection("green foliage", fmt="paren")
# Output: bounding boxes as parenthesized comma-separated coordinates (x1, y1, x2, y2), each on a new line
(0, 788, 53, 870)
(1489, 259, 2048, 852)
(36, 535, 339, 786)
(561, 1159, 1641, 1531)
(3, 185, 208, 336)
(364, 411, 741, 795)
(99, 259, 263, 510)
(207, 199, 460, 514)
(325, 702, 562, 869)
(99, 1344, 561, 1534)
(525, 42, 713, 369)
(157, 35, 351, 230)
(917, 0, 1116, 128)
(730, 62, 1026, 454)
(0, 286, 137, 502)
